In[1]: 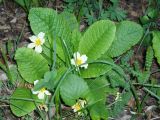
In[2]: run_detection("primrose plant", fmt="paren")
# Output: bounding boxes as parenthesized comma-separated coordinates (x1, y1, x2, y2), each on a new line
(10, 8, 144, 119)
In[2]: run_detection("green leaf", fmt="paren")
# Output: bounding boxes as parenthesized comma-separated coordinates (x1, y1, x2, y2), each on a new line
(107, 21, 143, 57)
(60, 74, 88, 106)
(89, 103, 108, 120)
(33, 70, 57, 91)
(29, 8, 72, 42)
(71, 29, 82, 51)
(34, 67, 67, 91)
(86, 77, 110, 120)
(10, 65, 22, 83)
(56, 37, 66, 61)
(80, 56, 113, 78)
(152, 31, 160, 65)
(29, 8, 58, 35)
(10, 88, 39, 117)
(44, 70, 57, 82)
(80, 63, 112, 78)
(137, 71, 150, 84)
(15, 47, 49, 83)
(42, 37, 65, 62)
(60, 11, 79, 31)
(145, 46, 153, 71)
(137, 46, 154, 84)
(78, 20, 116, 60)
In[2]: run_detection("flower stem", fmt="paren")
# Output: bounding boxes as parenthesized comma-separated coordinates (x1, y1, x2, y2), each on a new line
(55, 91, 60, 119)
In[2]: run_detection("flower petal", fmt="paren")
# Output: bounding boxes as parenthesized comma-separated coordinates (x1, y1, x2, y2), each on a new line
(72, 105, 77, 112)
(35, 46, 42, 53)
(32, 90, 39, 95)
(81, 55, 88, 62)
(40, 38, 45, 45)
(38, 92, 45, 99)
(79, 100, 86, 107)
(28, 43, 35, 48)
(73, 52, 80, 59)
(44, 90, 51, 96)
(34, 80, 39, 85)
(71, 59, 76, 65)
(38, 32, 45, 40)
(81, 64, 88, 69)
(29, 36, 37, 42)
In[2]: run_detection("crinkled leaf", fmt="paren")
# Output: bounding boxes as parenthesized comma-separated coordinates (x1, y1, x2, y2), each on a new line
(80, 63, 112, 78)
(29, 8, 72, 44)
(60, 74, 89, 106)
(15, 47, 49, 83)
(59, 11, 79, 31)
(10, 88, 40, 117)
(107, 21, 143, 57)
(10, 65, 22, 83)
(89, 103, 108, 120)
(29, 8, 58, 35)
(78, 20, 116, 60)
(80, 57, 113, 78)
(86, 77, 110, 120)
(71, 29, 82, 51)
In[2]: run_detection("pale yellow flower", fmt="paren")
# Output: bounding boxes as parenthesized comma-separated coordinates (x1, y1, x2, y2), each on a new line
(28, 32, 45, 53)
(72, 99, 86, 115)
(71, 52, 88, 70)
(32, 80, 51, 99)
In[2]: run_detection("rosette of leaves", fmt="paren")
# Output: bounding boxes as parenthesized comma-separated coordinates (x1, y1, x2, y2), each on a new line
(11, 8, 144, 119)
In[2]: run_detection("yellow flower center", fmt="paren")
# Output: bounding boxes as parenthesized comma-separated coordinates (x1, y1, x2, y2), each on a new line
(35, 38, 41, 46)
(74, 103, 81, 111)
(75, 58, 83, 65)
(40, 88, 46, 93)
